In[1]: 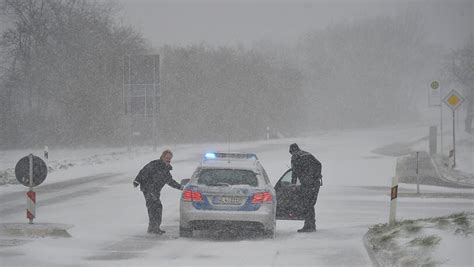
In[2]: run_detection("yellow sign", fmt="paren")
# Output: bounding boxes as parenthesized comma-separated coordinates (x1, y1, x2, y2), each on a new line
(447, 95, 460, 106)
(443, 90, 464, 111)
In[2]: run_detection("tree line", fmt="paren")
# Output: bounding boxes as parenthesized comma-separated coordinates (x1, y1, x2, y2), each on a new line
(0, 0, 472, 149)
(0, 0, 148, 148)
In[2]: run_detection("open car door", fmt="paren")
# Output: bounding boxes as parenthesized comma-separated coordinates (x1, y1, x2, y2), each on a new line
(274, 169, 305, 220)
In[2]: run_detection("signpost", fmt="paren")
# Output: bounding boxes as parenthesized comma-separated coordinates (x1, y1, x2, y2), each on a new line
(14, 154, 48, 223)
(429, 81, 440, 105)
(415, 151, 420, 194)
(429, 81, 443, 154)
(123, 54, 160, 152)
(443, 89, 465, 168)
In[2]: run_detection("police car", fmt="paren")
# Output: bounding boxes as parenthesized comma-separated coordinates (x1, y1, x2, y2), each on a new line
(179, 152, 276, 238)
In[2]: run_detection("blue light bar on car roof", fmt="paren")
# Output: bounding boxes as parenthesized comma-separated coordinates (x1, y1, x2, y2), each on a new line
(204, 152, 217, 159)
(203, 152, 258, 160)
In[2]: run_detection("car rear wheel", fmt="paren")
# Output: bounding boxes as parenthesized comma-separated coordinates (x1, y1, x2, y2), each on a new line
(179, 226, 193, 238)
(263, 228, 275, 239)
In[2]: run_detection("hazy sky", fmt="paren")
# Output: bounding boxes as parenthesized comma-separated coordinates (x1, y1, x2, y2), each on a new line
(117, 0, 473, 49)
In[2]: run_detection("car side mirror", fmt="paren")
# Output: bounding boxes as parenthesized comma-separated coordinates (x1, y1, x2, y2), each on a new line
(181, 178, 190, 186)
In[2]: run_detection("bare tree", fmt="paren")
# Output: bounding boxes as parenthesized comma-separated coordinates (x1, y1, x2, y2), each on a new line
(159, 44, 303, 143)
(296, 12, 435, 130)
(451, 35, 474, 133)
(0, 0, 148, 148)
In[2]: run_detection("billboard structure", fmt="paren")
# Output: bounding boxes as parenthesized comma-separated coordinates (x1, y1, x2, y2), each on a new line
(123, 54, 160, 150)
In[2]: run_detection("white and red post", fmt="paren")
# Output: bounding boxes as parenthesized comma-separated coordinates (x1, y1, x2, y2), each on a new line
(27, 154, 36, 224)
(26, 190, 36, 223)
(389, 176, 398, 226)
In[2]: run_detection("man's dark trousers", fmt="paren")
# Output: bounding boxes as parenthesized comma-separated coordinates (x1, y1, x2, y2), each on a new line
(144, 192, 163, 231)
(301, 186, 320, 229)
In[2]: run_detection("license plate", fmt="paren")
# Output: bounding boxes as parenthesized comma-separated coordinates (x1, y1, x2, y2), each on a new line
(213, 196, 242, 205)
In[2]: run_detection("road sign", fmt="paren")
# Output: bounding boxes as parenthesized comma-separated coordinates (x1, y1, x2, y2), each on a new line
(443, 89, 464, 111)
(429, 81, 441, 106)
(15, 155, 48, 187)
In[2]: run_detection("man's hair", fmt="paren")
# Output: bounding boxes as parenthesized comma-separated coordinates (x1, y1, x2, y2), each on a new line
(289, 143, 300, 154)
(160, 149, 173, 160)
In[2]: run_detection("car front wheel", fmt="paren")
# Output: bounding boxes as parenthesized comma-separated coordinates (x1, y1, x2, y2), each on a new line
(180, 226, 193, 238)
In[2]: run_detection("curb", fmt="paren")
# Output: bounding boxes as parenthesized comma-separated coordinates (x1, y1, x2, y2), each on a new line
(0, 223, 72, 238)
(430, 156, 474, 188)
(363, 232, 380, 267)
(396, 152, 474, 189)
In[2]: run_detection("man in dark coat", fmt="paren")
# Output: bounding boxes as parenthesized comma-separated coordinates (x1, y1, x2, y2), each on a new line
(289, 143, 322, 232)
(133, 149, 183, 234)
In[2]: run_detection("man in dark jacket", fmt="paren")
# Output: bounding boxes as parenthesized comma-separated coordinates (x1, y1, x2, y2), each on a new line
(133, 149, 183, 234)
(289, 143, 322, 233)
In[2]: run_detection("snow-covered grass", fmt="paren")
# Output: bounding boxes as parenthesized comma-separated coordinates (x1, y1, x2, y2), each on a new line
(365, 212, 474, 266)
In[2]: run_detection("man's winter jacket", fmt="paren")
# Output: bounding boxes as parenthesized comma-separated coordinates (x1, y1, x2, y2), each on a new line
(134, 159, 182, 194)
(291, 149, 322, 187)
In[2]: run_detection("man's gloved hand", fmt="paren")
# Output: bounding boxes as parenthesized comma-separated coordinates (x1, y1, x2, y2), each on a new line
(133, 181, 140, 188)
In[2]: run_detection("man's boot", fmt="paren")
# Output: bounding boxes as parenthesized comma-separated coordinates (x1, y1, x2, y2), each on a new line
(297, 227, 316, 233)
(297, 223, 316, 233)
(147, 224, 154, 234)
(148, 224, 163, 234)
(148, 224, 166, 235)
(156, 229, 166, 234)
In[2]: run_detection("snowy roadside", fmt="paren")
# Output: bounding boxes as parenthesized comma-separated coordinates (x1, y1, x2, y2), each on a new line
(364, 212, 474, 266)
(0, 146, 158, 186)
(432, 154, 474, 186)
(368, 128, 474, 266)
(0, 138, 292, 187)
(378, 129, 474, 188)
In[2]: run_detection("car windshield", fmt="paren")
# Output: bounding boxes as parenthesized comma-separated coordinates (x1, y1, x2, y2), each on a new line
(197, 169, 258, 187)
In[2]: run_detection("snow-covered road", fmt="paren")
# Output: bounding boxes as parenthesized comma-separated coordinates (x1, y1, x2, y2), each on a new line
(1, 125, 473, 266)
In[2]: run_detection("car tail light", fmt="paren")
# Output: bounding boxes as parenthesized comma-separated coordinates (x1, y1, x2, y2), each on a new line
(182, 189, 203, 202)
(252, 192, 273, 204)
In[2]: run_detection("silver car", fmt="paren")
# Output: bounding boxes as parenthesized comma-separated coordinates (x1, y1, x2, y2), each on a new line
(179, 152, 276, 238)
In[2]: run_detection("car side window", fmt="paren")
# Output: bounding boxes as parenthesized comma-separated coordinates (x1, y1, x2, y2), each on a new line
(280, 169, 300, 186)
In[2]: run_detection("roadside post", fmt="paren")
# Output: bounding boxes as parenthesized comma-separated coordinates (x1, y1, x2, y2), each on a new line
(15, 154, 48, 224)
(443, 89, 465, 168)
(415, 152, 420, 194)
(389, 176, 398, 226)
(44, 145, 49, 167)
(28, 154, 34, 223)
(429, 126, 437, 155)
(448, 149, 455, 169)
(429, 81, 443, 154)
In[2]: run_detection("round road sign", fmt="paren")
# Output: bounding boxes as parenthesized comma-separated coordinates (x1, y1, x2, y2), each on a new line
(15, 155, 48, 187)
